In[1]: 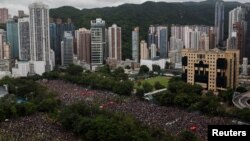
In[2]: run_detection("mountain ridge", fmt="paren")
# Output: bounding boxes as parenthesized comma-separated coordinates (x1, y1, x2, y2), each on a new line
(50, 0, 242, 59)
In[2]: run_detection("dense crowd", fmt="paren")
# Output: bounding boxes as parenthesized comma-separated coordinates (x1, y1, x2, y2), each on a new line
(39, 80, 119, 105)
(109, 98, 231, 140)
(40, 80, 233, 140)
(0, 113, 79, 141)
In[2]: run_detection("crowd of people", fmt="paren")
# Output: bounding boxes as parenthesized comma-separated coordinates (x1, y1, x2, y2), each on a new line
(0, 113, 78, 141)
(1, 80, 233, 141)
(39, 80, 119, 105)
(109, 98, 231, 140)
(40, 80, 233, 140)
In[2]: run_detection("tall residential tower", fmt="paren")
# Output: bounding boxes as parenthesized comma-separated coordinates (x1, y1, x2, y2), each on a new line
(215, 0, 224, 48)
(29, 2, 53, 74)
(90, 18, 106, 69)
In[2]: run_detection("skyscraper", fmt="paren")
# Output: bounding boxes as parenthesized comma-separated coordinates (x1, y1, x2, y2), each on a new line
(245, 4, 250, 64)
(76, 28, 91, 64)
(228, 6, 244, 39)
(150, 44, 157, 59)
(108, 24, 122, 61)
(49, 23, 57, 56)
(200, 33, 209, 51)
(132, 27, 139, 62)
(29, 2, 53, 73)
(7, 19, 19, 59)
(159, 26, 168, 58)
(215, 0, 224, 47)
(0, 8, 8, 24)
(140, 40, 149, 60)
(61, 31, 73, 66)
(190, 29, 200, 50)
(90, 18, 106, 68)
(18, 17, 30, 60)
(209, 27, 216, 49)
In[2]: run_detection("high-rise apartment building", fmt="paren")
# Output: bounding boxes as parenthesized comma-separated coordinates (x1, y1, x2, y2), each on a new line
(132, 27, 139, 62)
(242, 58, 248, 75)
(140, 40, 149, 60)
(159, 26, 168, 58)
(209, 27, 216, 49)
(148, 25, 168, 58)
(108, 24, 122, 61)
(182, 48, 239, 92)
(150, 44, 157, 59)
(61, 31, 73, 66)
(76, 28, 91, 64)
(228, 6, 244, 39)
(18, 17, 30, 60)
(0, 8, 8, 24)
(50, 23, 57, 56)
(200, 33, 209, 51)
(7, 19, 19, 59)
(90, 18, 106, 68)
(0, 32, 10, 60)
(48, 18, 75, 65)
(2, 43, 10, 59)
(215, 0, 224, 47)
(29, 2, 53, 73)
(0, 33, 4, 59)
(244, 4, 250, 64)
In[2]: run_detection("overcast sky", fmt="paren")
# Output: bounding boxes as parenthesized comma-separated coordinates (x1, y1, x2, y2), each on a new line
(0, 0, 249, 16)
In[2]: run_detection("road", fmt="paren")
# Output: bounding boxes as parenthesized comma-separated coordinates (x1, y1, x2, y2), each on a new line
(232, 91, 250, 109)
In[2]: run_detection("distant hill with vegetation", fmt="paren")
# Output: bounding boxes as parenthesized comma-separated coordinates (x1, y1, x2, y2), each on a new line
(50, 0, 242, 59)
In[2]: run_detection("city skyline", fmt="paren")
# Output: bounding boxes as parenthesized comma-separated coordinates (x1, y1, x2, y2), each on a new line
(1, 0, 250, 16)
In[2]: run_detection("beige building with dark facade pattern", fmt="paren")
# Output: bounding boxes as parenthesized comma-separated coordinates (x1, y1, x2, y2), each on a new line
(182, 48, 239, 92)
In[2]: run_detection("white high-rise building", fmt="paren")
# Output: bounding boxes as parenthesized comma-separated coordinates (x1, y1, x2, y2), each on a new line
(18, 17, 30, 61)
(190, 29, 201, 50)
(29, 2, 53, 74)
(150, 43, 157, 59)
(90, 18, 106, 69)
(228, 7, 244, 39)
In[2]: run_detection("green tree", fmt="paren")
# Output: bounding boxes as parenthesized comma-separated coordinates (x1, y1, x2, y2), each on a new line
(112, 67, 128, 80)
(0, 107, 5, 121)
(165, 62, 171, 69)
(136, 88, 145, 98)
(152, 64, 161, 74)
(96, 65, 111, 74)
(38, 98, 59, 112)
(179, 130, 199, 141)
(139, 65, 149, 75)
(236, 86, 247, 93)
(234, 108, 250, 122)
(154, 81, 165, 90)
(113, 81, 134, 96)
(219, 88, 234, 104)
(66, 64, 83, 75)
(143, 82, 154, 93)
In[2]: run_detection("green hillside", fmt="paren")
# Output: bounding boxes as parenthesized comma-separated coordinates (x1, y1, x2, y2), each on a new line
(50, 0, 242, 59)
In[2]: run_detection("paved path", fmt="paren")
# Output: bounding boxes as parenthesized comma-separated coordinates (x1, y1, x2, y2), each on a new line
(144, 88, 167, 96)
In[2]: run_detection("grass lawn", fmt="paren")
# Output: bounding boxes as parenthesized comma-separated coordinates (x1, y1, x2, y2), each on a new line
(135, 76, 170, 89)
